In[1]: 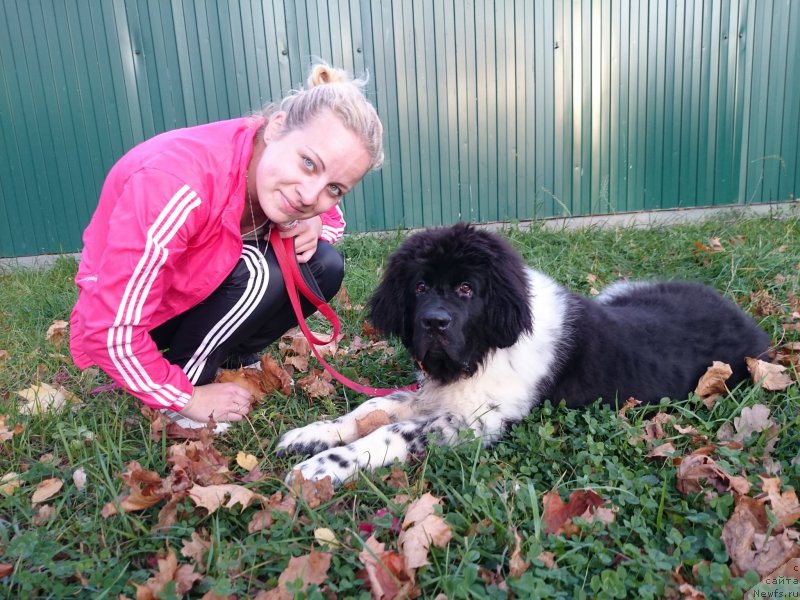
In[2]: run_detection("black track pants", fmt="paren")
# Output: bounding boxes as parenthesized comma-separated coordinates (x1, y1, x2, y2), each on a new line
(150, 239, 343, 385)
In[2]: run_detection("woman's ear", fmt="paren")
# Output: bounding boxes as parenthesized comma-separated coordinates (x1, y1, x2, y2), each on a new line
(263, 112, 287, 142)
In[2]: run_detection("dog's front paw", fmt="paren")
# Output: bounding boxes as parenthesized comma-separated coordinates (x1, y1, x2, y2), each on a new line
(276, 420, 346, 457)
(286, 447, 361, 487)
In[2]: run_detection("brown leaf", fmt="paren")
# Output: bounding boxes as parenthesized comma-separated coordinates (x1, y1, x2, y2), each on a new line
(694, 362, 732, 408)
(721, 495, 800, 577)
(508, 529, 529, 578)
(760, 477, 800, 531)
(101, 461, 170, 517)
(617, 397, 642, 421)
(31, 478, 63, 505)
(675, 453, 751, 496)
(733, 404, 775, 443)
(167, 438, 231, 486)
(247, 491, 297, 533)
(262, 551, 332, 600)
(259, 354, 293, 395)
(45, 320, 69, 349)
(746, 358, 794, 392)
(296, 369, 336, 399)
(358, 535, 416, 600)
(181, 530, 211, 571)
(133, 547, 203, 598)
(0, 563, 13, 577)
(382, 466, 410, 490)
(536, 551, 556, 569)
(0, 415, 24, 442)
(541, 488, 608, 536)
(357, 410, 391, 437)
(288, 470, 334, 508)
(647, 442, 677, 459)
(188, 483, 265, 515)
(17, 383, 82, 414)
(72, 467, 87, 491)
(398, 494, 453, 569)
(33, 504, 56, 526)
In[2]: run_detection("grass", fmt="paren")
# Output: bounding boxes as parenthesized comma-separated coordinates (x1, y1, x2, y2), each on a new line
(1, 210, 799, 598)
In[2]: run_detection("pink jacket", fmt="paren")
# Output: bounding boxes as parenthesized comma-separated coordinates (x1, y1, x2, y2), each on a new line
(69, 118, 346, 411)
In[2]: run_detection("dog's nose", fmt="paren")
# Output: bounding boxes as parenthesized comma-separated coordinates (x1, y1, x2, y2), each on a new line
(421, 308, 452, 332)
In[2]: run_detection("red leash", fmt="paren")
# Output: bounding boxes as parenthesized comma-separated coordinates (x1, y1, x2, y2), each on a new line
(270, 227, 417, 397)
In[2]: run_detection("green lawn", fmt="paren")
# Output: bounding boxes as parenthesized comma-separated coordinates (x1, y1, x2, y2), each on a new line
(1, 210, 798, 599)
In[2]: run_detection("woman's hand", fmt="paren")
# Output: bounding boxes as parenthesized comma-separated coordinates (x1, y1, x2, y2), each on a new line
(277, 216, 323, 263)
(179, 382, 254, 423)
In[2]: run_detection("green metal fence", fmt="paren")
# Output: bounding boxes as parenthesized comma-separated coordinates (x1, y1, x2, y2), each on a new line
(1, 0, 798, 257)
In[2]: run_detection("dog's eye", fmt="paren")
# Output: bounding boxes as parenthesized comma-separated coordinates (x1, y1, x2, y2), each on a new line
(415, 281, 428, 294)
(457, 283, 473, 298)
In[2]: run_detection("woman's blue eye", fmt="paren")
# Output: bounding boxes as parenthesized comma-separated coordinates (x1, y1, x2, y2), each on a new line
(329, 184, 342, 197)
(303, 157, 314, 170)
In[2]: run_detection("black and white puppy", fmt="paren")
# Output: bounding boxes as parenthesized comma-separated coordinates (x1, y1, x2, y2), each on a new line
(277, 223, 770, 485)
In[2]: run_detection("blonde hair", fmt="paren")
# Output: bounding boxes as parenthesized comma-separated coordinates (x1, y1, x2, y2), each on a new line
(256, 62, 384, 170)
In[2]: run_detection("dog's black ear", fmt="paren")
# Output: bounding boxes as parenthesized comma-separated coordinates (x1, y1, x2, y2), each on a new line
(481, 237, 533, 348)
(368, 247, 415, 345)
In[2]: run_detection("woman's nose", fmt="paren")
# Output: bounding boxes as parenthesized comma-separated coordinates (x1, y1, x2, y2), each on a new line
(297, 179, 325, 206)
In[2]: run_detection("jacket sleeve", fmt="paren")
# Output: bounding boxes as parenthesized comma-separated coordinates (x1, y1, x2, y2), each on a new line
(319, 204, 346, 243)
(76, 169, 206, 411)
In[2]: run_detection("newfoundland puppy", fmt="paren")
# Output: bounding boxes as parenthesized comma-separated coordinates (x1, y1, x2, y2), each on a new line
(278, 223, 770, 485)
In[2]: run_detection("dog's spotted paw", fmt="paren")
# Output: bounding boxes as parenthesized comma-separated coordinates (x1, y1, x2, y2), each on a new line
(286, 447, 361, 487)
(276, 420, 346, 457)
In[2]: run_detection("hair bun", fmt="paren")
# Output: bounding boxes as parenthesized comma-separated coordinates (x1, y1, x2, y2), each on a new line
(307, 62, 349, 87)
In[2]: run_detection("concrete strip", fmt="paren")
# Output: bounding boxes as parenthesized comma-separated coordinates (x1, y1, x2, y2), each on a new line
(2, 201, 797, 270)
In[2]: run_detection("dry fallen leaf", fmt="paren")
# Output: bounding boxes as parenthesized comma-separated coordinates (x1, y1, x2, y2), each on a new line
(541, 488, 611, 536)
(675, 453, 751, 496)
(33, 504, 56, 526)
(358, 535, 417, 600)
(31, 478, 63, 505)
(694, 361, 733, 408)
(45, 320, 69, 349)
(399, 493, 454, 569)
(247, 491, 297, 534)
(721, 495, 800, 577)
(356, 410, 391, 437)
(187, 483, 265, 515)
(296, 369, 337, 399)
(181, 530, 211, 571)
(746, 358, 794, 391)
(508, 529, 530, 578)
(236, 451, 259, 472)
(760, 477, 800, 531)
(259, 354, 293, 395)
(261, 551, 332, 600)
(17, 383, 82, 414)
(0, 472, 21, 496)
(133, 547, 203, 599)
(72, 467, 87, 491)
(101, 461, 171, 517)
(314, 527, 341, 548)
(0, 415, 24, 442)
(733, 404, 775, 443)
(617, 397, 642, 421)
(288, 471, 334, 509)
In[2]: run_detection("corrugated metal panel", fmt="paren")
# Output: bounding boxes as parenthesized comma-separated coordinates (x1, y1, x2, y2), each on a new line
(1, 0, 798, 257)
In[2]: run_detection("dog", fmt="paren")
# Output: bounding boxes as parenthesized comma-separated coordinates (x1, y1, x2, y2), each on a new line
(277, 223, 771, 485)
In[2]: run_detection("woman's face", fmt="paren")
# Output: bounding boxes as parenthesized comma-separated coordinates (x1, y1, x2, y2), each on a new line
(252, 110, 371, 225)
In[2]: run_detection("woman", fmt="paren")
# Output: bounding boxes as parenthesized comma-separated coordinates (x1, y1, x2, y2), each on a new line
(69, 63, 384, 430)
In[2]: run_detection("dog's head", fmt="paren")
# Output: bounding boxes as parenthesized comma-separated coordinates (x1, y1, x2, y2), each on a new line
(368, 223, 532, 383)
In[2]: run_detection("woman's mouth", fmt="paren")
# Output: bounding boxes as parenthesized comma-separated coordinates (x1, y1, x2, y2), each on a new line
(280, 193, 303, 217)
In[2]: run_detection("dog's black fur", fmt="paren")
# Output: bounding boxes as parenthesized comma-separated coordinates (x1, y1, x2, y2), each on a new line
(278, 223, 771, 485)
